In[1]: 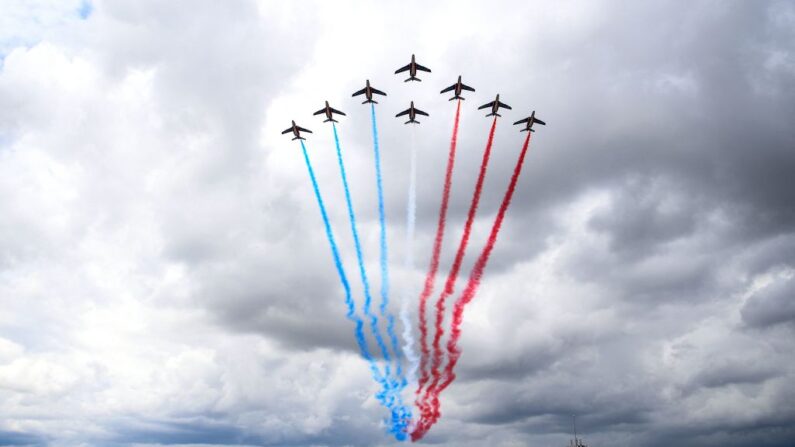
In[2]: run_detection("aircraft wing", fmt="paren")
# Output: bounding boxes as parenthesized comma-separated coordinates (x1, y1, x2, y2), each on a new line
(534, 118, 546, 125)
(371, 87, 387, 96)
(415, 63, 431, 72)
(461, 83, 475, 92)
(415, 108, 429, 116)
(440, 84, 455, 94)
(330, 107, 346, 116)
(352, 87, 367, 97)
(296, 126, 312, 133)
(498, 101, 512, 110)
(478, 101, 495, 110)
(313, 109, 325, 116)
(395, 63, 411, 74)
(395, 109, 410, 117)
(513, 117, 530, 125)
(281, 128, 293, 134)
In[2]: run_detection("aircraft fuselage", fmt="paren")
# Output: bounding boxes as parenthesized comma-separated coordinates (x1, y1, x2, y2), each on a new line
(290, 121, 303, 140)
(322, 101, 333, 121)
(490, 94, 502, 115)
(408, 54, 418, 78)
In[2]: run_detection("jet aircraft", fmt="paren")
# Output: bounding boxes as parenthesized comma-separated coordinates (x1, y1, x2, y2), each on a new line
(281, 120, 312, 140)
(478, 94, 512, 117)
(352, 80, 387, 104)
(313, 101, 346, 123)
(394, 54, 431, 82)
(513, 111, 546, 132)
(395, 101, 429, 124)
(440, 75, 475, 101)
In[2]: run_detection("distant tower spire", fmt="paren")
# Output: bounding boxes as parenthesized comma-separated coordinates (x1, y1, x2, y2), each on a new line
(573, 415, 577, 444)
(569, 415, 587, 447)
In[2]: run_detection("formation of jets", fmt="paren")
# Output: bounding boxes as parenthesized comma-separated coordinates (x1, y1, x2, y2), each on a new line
(283, 54, 545, 140)
(478, 94, 512, 118)
(313, 101, 346, 123)
(352, 80, 387, 104)
(440, 75, 476, 101)
(281, 120, 313, 141)
(395, 54, 432, 82)
(396, 101, 429, 125)
(513, 110, 546, 132)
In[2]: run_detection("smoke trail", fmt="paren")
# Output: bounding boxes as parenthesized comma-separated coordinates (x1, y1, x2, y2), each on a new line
(330, 125, 410, 438)
(401, 125, 419, 387)
(416, 99, 462, 405)
(299, 141, 407, 438)
(369, 104, 402, 369)
(370, 104, 405, 374)
(419, 116, 498, 420)
(412, 132, 533, 441)
(331, 122, 390, 365)
(369, 106, 412, 437)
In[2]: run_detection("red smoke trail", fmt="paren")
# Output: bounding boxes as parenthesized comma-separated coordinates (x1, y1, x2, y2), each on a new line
(412, 132, 533, 441)
(419, 116, 498, 423)
(416, 100, 462, 406)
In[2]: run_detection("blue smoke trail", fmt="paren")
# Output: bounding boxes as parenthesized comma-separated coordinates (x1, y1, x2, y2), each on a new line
(369, 104, 412, 435)
(370, 104, 403, 363)
(331, 123, 392, 365)
(331, 124, 410, 435)
(299, 140, 406, 440)
(401, 126, 420, 387)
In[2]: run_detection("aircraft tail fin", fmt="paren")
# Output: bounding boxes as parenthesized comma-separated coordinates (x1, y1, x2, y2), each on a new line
(323, 118, 338, 123)
(363, 99, 378, 104)
(486, 112, 500, 117)
(405, 119, 419, 125)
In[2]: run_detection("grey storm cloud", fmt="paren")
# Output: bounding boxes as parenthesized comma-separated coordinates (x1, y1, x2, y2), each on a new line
(0, 0, 794, 446)
(741, 275, 795, 328)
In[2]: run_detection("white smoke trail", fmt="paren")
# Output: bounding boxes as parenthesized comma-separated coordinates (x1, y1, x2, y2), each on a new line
(401, 125, 420, 386)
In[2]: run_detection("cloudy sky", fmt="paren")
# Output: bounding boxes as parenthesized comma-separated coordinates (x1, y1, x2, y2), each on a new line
(1, 1, 794, 446)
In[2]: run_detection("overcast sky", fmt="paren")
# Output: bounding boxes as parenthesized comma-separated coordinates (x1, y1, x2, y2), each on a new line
(1, 1, 794, 446)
